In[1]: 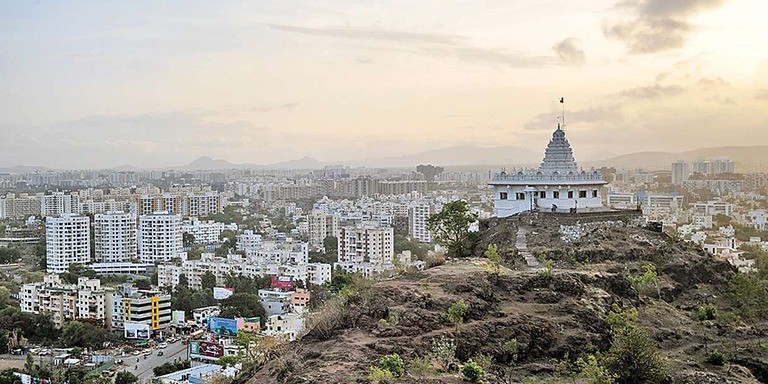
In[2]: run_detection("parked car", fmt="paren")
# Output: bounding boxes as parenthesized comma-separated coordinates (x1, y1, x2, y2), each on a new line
(158, 343, 168, 349)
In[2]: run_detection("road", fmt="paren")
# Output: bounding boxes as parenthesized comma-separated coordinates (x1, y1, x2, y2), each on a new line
(121, 340, 188, 381)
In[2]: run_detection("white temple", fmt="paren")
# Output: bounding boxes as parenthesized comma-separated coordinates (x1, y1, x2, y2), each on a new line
(490, 124, 607, 217)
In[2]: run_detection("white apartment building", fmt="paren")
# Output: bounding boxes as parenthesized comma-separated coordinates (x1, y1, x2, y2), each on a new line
(408, 202, 432, 243)
(181, 218, 225, 244)
(692, 201, 734, 216)
(335, 225, 395, 276)
(307, 210, 340, 250)
(139, 211, 183, 263)
(46, 214, 91, 274)
(157, 253, 331, 290)
(606, 192, 638, 209)
(41, 192, 76, 217)
(20, 275, 107, 328)
(185, 192, 222, 217)
(94, 211, 137, 263)
(237, 230, 262, 253)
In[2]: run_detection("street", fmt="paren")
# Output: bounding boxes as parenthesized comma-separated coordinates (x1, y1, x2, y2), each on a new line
(121, 340, 188, 381)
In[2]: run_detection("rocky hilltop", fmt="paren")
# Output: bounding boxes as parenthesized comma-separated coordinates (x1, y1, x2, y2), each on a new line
(246, 220, 768, 384)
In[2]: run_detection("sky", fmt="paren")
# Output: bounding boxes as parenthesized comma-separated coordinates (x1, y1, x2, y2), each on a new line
(1, 0, 767, 169)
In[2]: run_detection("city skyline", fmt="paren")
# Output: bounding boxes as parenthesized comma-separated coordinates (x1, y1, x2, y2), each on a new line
(1, 0, 767, 169)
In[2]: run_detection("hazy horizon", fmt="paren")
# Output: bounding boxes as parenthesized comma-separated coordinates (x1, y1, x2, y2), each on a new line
(2, 1, 767, 169)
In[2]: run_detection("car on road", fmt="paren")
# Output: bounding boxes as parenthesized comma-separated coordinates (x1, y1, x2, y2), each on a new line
(132, 351, 140, 356)
(157, 351, 164, 356)
(158, 343, 168, 349)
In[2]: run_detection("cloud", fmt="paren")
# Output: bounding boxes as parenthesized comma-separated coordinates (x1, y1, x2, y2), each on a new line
(604, 0, 725, 54)
(756, 89, 768, 100)
(263, 23, 464, 45)
(264, 23, 553, 68)
(524, 105, 623, 130)
(617, 83, 687, 99)
(552, 38, 585, 65)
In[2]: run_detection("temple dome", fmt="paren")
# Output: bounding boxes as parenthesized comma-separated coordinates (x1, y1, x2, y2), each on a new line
(539, 125, 578, 175)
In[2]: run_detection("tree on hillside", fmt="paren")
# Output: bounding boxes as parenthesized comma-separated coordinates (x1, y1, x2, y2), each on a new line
(115, 371, 138, 384)
(485, 244, 502, 283)
(201, 271, 217, 290)
(427, 200, 478, 257)
(220, 293, 266, 320)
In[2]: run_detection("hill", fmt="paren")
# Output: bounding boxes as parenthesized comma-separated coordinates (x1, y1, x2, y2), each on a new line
(246, 221, 768, 383)
(361, 145, 541, 168)
(586, 145, 768, 172)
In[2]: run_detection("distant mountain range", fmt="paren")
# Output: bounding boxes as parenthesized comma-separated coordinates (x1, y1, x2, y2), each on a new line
(2, 144, 768, 173)
(585, 145, 768, 173)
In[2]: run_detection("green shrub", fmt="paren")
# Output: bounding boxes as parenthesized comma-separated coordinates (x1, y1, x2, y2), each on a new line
(367, 366, 394, 384)
(693, 305, 718, 321)
(603, 327, 667, 384)
(447, 299, 469, 331)
(408, 356, 434, 378)
(379, 354, 404, 377)
(704, 350, 726, 366)
(460, 359, 485, 383)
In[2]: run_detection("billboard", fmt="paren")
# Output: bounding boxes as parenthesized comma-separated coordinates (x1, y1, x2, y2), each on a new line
(172, 310, 186, 326)
(124, 322, 150, 339)
(207, 317, 238, 336)
(190, 341, 224, 359)
(213, 287, 234, 300)
(271, 275, 294, 289)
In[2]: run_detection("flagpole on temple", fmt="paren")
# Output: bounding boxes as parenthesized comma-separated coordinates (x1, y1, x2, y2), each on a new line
(560, 97, 565, 130)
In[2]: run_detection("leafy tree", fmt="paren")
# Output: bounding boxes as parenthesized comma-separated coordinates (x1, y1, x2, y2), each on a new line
(183, 233, 196, 247)
(323, 236, 338, 252)
(0, 286, 11, 309)
(220, 293, 265, 320)
(60, 321, 116, 350)
(426, 200, 478, 257)
(178, 273, 189, 289)
(34, 237, 46, 271)
(447, 299, 469, 332)
(134, 278, 151, 290)
(485, 243, 502, 282)
(604, 327, 666, 384)
(728, 273, 768, 321)
(0, 247, 22, 264)
(115, 371, 138, 384)
(0, 369, 22, 384)
(83, 372, 111, 384)
(201, 271, 217, 290)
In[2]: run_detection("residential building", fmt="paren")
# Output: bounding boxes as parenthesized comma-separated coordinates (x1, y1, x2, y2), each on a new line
(408, 201, 431, 243)
(94, 211, 137, 263)
(181, 218, 225, 245)
(111, 283, 171, 331)
(46, 214, 91, 274)
(139, 211, 183, 263)
(307, 210, 340, 250)
(671, 160, 689, 185)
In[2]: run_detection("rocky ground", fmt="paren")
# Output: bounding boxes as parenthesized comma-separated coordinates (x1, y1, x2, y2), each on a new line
(246, 221, 768, 384)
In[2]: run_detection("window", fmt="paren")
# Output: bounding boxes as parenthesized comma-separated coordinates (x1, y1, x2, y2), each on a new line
(499, 192, 508, 200)
(515, 193, 526, 200)
(592, 190, 598, 198)
(567, 191, 574, 199)
(579, 190, 587, 198)
(539, 191, 546, 198)
(553, 191, 560, 199)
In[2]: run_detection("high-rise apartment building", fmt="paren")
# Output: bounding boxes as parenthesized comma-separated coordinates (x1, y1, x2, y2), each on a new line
(307, 210, 340, 250)
(408, 202, 432, 243)
(337, 225, 394, 265)
(138, 211, 183, 263)
(41, 192, 77, 217)
(46, 214, 91, 274)
(94, 211, 137, 263)
(671, 160, 689, 185)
